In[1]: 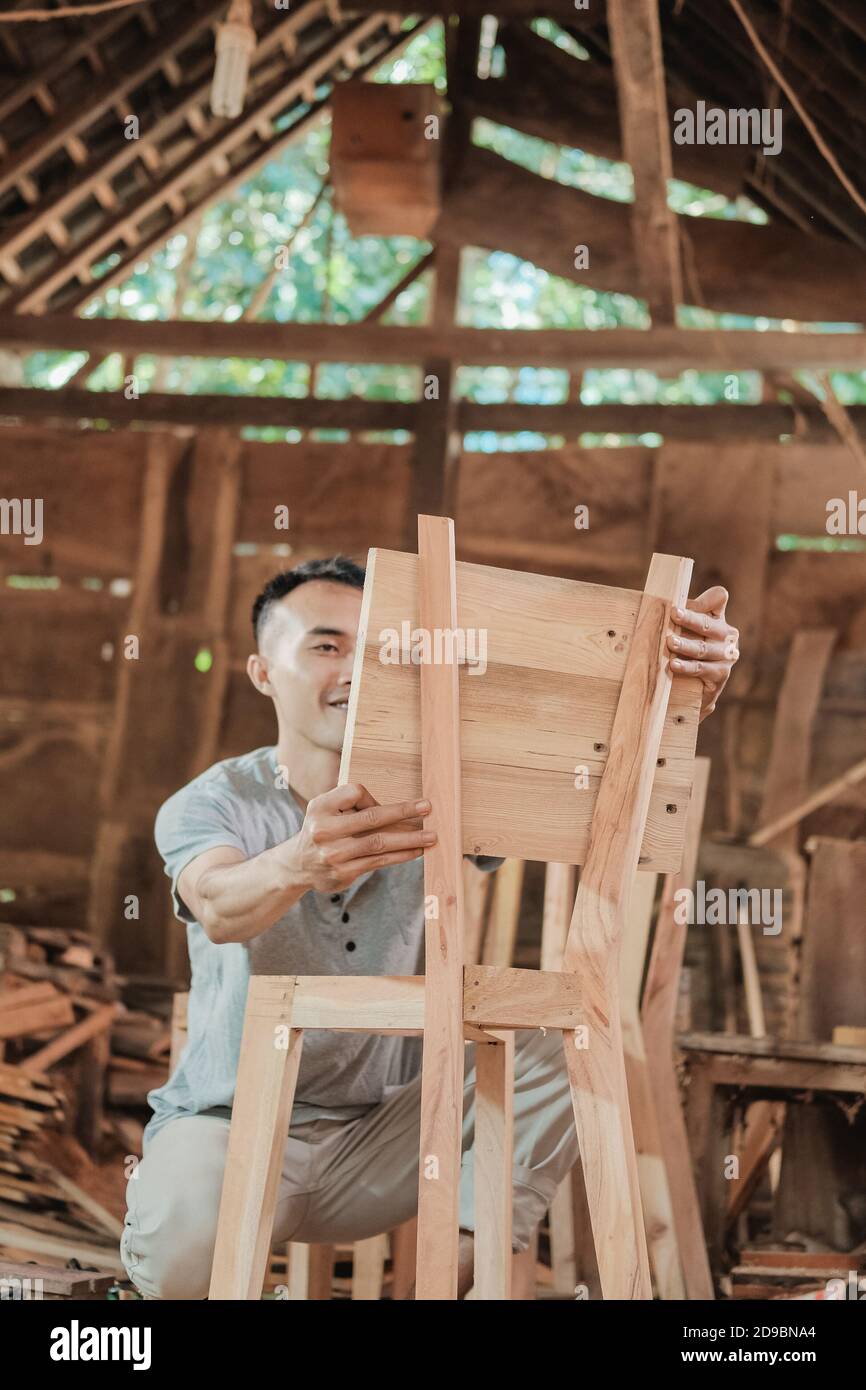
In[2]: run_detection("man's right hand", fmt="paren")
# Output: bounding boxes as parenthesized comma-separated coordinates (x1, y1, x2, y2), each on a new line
(281, 783, 436, 894)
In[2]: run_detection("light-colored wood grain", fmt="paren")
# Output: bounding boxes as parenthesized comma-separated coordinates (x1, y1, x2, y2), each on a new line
(291, 975, 425, 1032)
(641, 757, 713, 1299)
(351, 1233, 388, 1300)
(342, 548, 701, 868)
(540, 862, 579, 1295)
(390, 1217, 417, 1301)
(481, 858, 524, 967)
(463, 858, 491, 965)
(285, 1242, 334, 1301)
(414, 516, 465, 1301)
(620, 869, 686, 1299)
(474, 1032, 514, 1300)
(463, 965, 582, 1029)
(209, 977, 303, 1300)
(562, 553, 694, 1300)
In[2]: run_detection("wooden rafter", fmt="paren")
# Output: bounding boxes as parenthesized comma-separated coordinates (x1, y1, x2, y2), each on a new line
(3, 388, 866, 442)
(607, 0, 682, 325)
(0, 2, 227, 204)
(0, 2, 330, 273)
(2, 316, 863, 370)
(7, 16, 418, 314)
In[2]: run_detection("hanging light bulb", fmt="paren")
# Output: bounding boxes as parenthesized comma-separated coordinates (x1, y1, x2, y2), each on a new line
(211, 0, 256, 119)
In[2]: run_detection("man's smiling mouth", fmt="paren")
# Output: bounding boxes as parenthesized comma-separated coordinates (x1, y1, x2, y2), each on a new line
(328, 697, 349, 711)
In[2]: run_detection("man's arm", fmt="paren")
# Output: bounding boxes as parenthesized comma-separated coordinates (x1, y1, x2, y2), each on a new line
(178, 783, 436, 946)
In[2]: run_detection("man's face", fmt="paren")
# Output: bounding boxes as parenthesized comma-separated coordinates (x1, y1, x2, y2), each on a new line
(248, 580, 362, 753)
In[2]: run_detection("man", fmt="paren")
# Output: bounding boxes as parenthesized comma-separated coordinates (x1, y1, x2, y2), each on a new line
(120, 555, 739, 1299)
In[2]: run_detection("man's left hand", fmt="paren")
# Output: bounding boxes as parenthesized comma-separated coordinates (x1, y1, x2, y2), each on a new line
(666, 586, 739, 721)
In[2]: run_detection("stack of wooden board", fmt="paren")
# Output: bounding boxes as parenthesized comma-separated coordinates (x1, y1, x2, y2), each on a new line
(0, 919, 178, 1279)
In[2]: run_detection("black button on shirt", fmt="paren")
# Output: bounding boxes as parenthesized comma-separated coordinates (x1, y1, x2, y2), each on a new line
(345, 940, 356, 951)
(341, 912, 350, 923)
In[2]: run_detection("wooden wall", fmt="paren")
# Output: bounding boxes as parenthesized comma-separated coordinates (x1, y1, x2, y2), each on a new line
(2, 423, 866, 989)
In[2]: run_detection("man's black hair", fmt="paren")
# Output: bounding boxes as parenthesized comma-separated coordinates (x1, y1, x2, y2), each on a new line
(251, 555, 366, 644)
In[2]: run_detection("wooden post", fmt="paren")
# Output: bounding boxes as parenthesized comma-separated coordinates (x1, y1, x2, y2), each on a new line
(641, 757, 714, 1299)
(414, 515, 466, 1300)
(562, 553, 693, 1299)
(607, 0, 683, 324)
(620, 868, 686, 1299)
(474, 1029, 514, 1300)
(209, 977, 304, 1300)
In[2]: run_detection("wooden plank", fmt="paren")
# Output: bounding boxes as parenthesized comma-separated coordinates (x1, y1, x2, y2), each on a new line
(474, 1032, 514, 1301)
(620, 868, 686, 1299)
(2, 316, 865, 372)
(463, 966, 582, 1029)
(351, 1234, 388, 1300)
(209, 977, 304, 1300)
(758, 631, 837, 850)
(679, 1032, 866, 1064)
(341, 548, 702, 869)
(414, 515, 465, 1301)
(539, 862, 580, 1296)
(608, 0, 682, 324)
(407, 242, 461, 531)
(0, 1224, 123, 1273)
(291, 975, 425, 1032)
(480, 859, 524, 968)
(20, 1002, 117, 1073)
(3, 390, 865, 439)
(0, 993, 74, 1041)
(653, 443, 772, 695)
(462, 859, 491, 965)
(0, 1260, 115, 1296)
(641, 757, 713, 1299)
(797, 840, 866, 1045)
(749, 757, 866, 847)
(562, 553, 694, 1300)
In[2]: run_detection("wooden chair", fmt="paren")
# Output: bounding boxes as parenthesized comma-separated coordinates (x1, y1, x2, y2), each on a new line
(208, 515, 702, 1300)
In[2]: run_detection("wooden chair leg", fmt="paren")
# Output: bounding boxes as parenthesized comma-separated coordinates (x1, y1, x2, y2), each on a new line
(511, 1222, 539, 1300)
(414, 515, 465, 1300)
(563, 1016, 651, 1299)
(285, 1243, 334, 1300)
(474, 1030, 514, 1300)
(390, 1218, 417, 1301)
(352, 1234, 388, 1300)
(620, 869, 686, 1299)
(562, 554, 694, 1300)
(209, 976, 304, 1300)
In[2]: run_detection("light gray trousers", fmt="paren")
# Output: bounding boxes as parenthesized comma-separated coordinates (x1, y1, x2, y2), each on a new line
(120, 1026, 579, 1299)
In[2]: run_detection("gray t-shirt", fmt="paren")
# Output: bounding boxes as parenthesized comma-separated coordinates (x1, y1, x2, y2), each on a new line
(144, 745, 501, 1150)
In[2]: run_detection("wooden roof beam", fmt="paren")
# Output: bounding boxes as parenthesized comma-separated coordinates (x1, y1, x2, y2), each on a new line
(1, 387, 863, 442)
(339, 0, 599, 15)
(607, 0, 682, 324)
(435, 146, 866, 322)
(1, 316, 863, 372)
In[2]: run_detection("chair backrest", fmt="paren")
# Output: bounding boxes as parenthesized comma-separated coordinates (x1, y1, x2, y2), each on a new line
(339, 546, 701, 871)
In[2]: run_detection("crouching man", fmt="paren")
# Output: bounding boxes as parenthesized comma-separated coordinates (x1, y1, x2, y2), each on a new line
(120, 556, 738, 1298)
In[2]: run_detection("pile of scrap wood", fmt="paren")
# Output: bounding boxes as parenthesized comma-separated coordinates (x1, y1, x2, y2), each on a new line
(0, 921, 177, 1278)
(724, 1247, 866, 1300)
